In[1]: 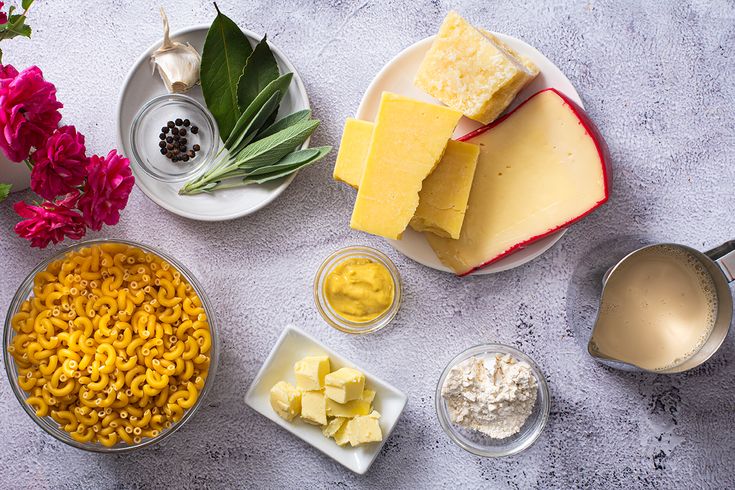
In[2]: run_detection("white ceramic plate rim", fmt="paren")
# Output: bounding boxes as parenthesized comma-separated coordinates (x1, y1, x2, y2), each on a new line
(244, 325, 408, 474)
(356, 33, 586, 275)
(115, 24, 310, 221)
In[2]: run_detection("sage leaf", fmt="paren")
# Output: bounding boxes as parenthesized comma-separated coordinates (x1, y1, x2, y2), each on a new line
(224, 90, 281, 153)
(200, 4, 253, 141)
(241, 147, 331, 184)
(245, 147, 330, 176)
(224, 73, 292, 150)
(258, 109, 311, 139)
(0, 183, 11, 202)
(234, 119, 319, 169)
(237, 35, 279, 113)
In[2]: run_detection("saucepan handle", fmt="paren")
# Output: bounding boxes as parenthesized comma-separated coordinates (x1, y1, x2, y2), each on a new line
(705, 241, 735, 283)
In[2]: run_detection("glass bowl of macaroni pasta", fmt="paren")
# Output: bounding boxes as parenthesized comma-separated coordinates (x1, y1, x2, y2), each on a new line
(2, 239, 219, 452)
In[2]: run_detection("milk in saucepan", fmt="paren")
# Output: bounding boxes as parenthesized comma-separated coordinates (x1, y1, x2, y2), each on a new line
(589, 245, 718, 371)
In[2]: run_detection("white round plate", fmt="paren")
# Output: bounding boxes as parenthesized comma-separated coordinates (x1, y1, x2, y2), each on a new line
(356, 33, 584, 275)
(116, 25, 310, 221)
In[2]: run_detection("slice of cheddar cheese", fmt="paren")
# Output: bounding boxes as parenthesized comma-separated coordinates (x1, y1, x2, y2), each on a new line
(414, 11, 538, 124)
(350, 93, 462, 239)
(334, 119, 479, 239)
(409, 140, 480, 239)
(333, 118, 374, 188)
(426, 89, 610, 275)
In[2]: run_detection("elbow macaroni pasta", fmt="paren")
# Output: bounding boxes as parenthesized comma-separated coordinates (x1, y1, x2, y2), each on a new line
(9, 243, 212, 447)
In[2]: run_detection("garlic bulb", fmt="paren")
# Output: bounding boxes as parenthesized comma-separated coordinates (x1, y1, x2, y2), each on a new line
(150, 8, 201, 93)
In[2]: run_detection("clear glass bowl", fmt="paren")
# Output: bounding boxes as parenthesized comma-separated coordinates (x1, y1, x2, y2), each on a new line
(2, 239, 219, 452)
(436, 343, 550, 457)
(129, 94, 218, 182)
(313, 246, 402, 334)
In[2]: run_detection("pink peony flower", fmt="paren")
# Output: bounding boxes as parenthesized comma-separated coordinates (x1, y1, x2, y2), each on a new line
(30, 125, 87, 200)
(0, 65, 63, 162)
(14, 192, 86, 248)
(78, 150, 134, 230)
(0, 2, 7, 25)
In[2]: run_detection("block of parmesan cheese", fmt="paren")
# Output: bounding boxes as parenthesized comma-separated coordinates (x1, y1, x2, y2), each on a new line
(333, 118, 374, 189)
(414, 11, 538, 124)
(426, 89, 610, 275)
(350, 93, 462, 239)
(333, 120, 479, 239)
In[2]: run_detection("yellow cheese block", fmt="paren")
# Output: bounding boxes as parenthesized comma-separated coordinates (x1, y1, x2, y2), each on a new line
(480, 29, 540, 77)
(409, 140, 480, 239)
(333, 118, 374, 188)
(338, 121, 476, 238)
(350, 93, 462, 239)
(269, 381, 301, 422)
(426, 89, 610, 275)
(414, 11, 537, 124)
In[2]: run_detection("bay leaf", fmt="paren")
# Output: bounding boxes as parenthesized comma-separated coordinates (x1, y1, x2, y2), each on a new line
(237, 35, 280, 113)
(200, 4, 253, 141)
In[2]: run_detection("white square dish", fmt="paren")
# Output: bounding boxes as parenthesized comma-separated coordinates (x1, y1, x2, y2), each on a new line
(244, 325, 408, 474)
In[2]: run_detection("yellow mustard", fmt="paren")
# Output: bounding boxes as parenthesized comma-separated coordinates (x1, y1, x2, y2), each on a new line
(324, 258, 394, 322)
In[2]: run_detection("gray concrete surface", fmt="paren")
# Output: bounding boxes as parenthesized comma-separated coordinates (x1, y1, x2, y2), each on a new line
(1, 0, 733, 488)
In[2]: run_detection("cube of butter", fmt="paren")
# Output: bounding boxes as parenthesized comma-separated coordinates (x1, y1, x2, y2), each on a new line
(333, 419, 351, 446)
(269, 381, 301, 422)
(324, 367, 365, 404)
(414, 11, 538, 124)
(294, 355, 330, 391)
(346, 411, 383, 446)
(333, 118, 374, 188)
(326, 388, 376, 418)
(322, 417, 347, 438)
(300, 390, 327, 426)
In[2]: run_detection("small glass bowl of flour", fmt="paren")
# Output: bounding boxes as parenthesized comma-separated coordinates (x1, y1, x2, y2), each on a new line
(435, 344, 550, 457)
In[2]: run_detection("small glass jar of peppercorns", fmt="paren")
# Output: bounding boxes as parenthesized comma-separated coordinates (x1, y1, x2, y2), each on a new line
(158, 118, 202, 163)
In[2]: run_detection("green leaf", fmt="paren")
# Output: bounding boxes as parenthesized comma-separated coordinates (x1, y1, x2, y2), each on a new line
(245, 147, 330, 176)
(226, 90, 281, 153)
(223, 73, 292, 151)
(22, 0, 34, 10)
(0, 183, 11, 202)
(241, 146, 331, 184)
(1, 15, 32, 39)
(234, 119, 319, 169)
(236, 35, 279, 113)
(200, 4, 253, 142)
(258, 109, 311, 139)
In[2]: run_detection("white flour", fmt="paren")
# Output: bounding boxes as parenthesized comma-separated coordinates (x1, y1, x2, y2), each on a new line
(441, 354, 538, 439)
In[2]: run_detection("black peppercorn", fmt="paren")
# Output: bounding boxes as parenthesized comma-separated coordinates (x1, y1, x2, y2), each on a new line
(171, 127, 179, 136)
(175, 118, 183, 126)
(166, 151, 173, 158)
(182, 155, 189, 162)
(167, 121, 175, 128)
(158, 140, 166, 148)
(179, 138, 187, 145)
(183, 119, 190, 127)
(166, 136, 173, 144)
(191, 126, 199, 134)
(160, 148, 167, 155)
(192, 144, 200, 152)
(173, 149, 180, 155)
(165, 143, 173, 150)
(162, 126, 169, 134)
(179, 128, 187, 137)
(188, 150, 196, 158)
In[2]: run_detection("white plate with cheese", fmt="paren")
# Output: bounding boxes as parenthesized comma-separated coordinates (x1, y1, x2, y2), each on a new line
(356, 33, 585, 275)
(244, 325, 408, 474)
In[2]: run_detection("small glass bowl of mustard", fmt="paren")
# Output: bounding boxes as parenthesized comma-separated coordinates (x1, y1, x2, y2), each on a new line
(314, 246, 402, 334)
